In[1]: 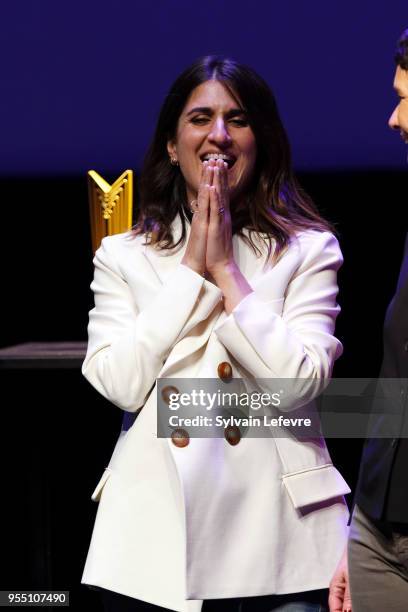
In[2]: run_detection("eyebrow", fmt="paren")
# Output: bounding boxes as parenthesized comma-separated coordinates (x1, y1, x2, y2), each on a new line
(185, 106, 247, 118)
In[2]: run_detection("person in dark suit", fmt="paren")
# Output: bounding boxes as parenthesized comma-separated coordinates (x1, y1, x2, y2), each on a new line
(328, 28, 408, 612)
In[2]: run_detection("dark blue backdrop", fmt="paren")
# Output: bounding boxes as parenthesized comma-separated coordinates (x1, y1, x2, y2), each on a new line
(2, 0, 408, 176)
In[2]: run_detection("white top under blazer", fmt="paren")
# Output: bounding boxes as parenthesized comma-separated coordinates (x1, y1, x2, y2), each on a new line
(81, 215, 350, 612)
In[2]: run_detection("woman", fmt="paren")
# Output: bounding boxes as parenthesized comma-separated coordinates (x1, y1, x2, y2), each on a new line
(81, 56, 350, 612)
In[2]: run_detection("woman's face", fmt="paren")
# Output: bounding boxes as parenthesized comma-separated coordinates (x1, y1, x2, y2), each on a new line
(167, 79, 257, 206)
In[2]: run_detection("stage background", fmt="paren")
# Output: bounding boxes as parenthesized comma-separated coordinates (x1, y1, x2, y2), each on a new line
(1, 1, 407, 610)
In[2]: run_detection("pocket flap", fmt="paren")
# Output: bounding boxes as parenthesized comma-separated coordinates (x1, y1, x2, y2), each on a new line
(282, 464, 351, 509)
(91, 468, 112, 502)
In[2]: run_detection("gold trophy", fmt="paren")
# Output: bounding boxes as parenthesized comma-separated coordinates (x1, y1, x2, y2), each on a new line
(87, 169, 134, 254)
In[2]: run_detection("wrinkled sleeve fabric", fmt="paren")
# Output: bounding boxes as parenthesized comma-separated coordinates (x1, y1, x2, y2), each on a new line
(82, 236, 218, 412)
(214, 231, 343, 400)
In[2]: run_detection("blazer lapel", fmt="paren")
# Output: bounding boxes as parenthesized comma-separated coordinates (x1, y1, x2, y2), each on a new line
(143, 216, 269, 377)
(141, 215, 188, 284)
(162, 232, 273, 377)
(142, 216, 222, 375)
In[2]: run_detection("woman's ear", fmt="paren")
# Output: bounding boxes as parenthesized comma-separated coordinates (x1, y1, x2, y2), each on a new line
(167, 140, 178, 163)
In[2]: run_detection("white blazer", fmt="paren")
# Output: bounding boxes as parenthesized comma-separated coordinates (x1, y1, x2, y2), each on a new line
(81, 216, 350, 612)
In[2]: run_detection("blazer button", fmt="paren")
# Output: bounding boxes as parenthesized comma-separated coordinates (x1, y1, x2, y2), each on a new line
(404, 340, 408, 353)
(161, 385, 179, 405)
(171, 428, 190, 448)
(218, 361, 232, 381)
(224, 425, 241, 446)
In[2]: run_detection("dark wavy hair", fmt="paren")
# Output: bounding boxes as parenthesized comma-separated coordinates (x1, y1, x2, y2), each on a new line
(133, 55, 333, 261)
(395, 29, 408, 69)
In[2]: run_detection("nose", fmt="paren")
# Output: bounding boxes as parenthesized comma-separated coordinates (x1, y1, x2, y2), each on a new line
(388, 105, 400, 130)
(208, 118, 232, 146)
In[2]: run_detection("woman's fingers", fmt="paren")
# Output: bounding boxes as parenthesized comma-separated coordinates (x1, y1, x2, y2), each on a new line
(209, 159, 229, 223)
(221, 160, 229, 207)
(196, 160, 213, 219)
(181, 163, 212, 274)
(182, 160, 215, 276)
(210, 166, 220, 218)
(183, 158, 232, 277)
(206, 159, 234, 275)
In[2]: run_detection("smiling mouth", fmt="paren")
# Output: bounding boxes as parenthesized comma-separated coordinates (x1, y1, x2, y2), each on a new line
(199, 153, 237, 168)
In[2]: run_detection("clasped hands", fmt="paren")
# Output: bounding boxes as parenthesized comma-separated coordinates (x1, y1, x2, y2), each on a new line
(181, 158, 253, 314)
(181, 158, 235, 280)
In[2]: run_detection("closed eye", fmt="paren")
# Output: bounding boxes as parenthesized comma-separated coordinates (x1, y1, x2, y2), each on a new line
(190, 116, 210, 124)
(230, 118, 248, 126)
(190, 116, 248, 127)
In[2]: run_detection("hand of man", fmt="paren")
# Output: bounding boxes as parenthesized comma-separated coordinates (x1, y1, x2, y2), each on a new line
(328, 546, 352, 612)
